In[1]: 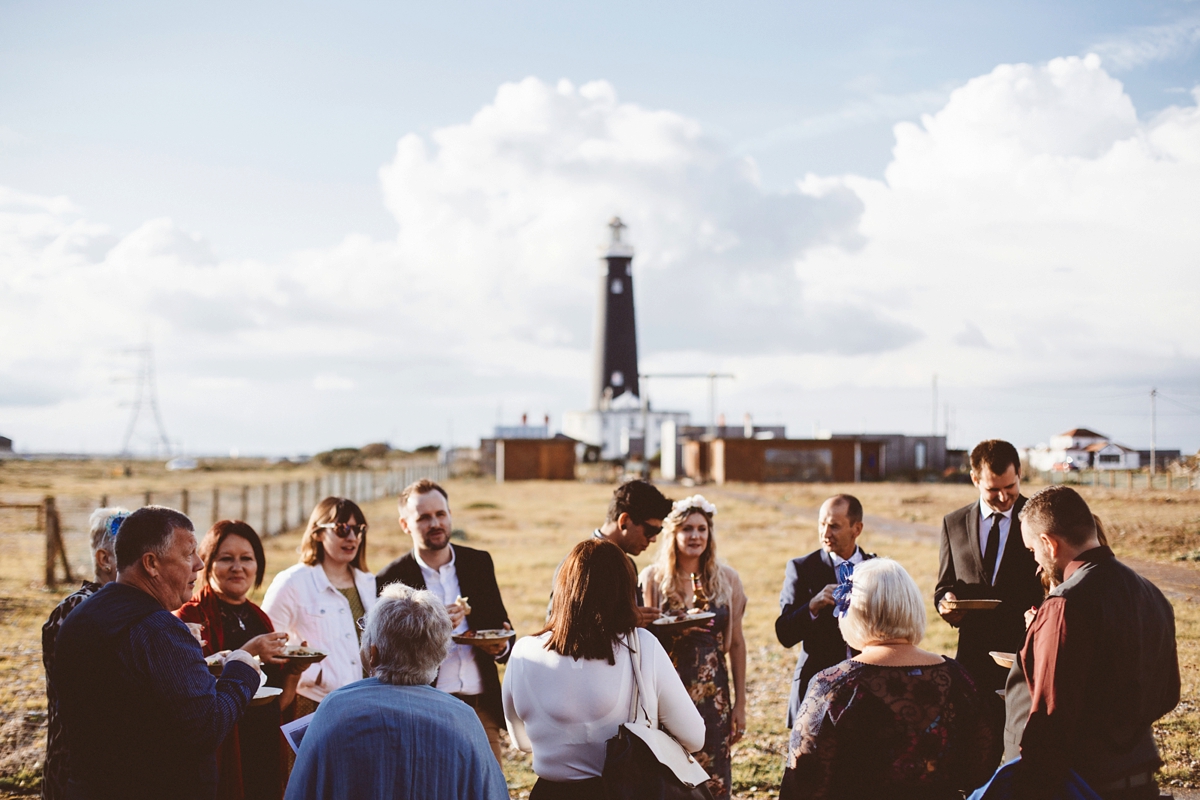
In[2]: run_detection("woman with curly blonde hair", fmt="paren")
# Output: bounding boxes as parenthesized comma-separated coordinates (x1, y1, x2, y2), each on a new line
(639, 495, 747, 800)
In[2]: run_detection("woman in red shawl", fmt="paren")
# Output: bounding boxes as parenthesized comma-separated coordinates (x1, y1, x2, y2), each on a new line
(176, 520, 302, 800)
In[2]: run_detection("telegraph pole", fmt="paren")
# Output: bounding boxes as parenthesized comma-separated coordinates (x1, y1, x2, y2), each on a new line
(931, 374, 938, 436)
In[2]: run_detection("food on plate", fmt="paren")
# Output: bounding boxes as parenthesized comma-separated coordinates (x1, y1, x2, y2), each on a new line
(454, 595, 472, 615)
(284, 647, 323, 657)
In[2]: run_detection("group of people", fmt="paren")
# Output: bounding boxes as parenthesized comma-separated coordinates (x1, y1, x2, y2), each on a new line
(774, 440, 1181, 800)
(38, 438, 1181, 800)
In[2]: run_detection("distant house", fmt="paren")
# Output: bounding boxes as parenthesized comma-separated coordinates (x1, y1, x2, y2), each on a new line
(1028, 428, 1140, 471)
(0, 435, 12, 455)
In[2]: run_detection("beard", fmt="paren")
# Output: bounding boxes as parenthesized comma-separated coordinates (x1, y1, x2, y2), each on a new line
(422, 528, 450, 551)
(1035, 553, 1064, 588)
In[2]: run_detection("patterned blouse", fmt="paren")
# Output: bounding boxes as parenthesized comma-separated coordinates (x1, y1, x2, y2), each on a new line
(41, 580, 103, 800)
(780, 658, 996, 800)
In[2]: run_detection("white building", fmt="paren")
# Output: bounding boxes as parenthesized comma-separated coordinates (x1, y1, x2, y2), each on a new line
(1028, 428, 1141, 471)
(562, 393, 690, 462)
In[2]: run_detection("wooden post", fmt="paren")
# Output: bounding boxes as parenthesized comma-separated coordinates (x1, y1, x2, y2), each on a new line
(262, 484, 270, 536)
(100, 494, 108, 509)
(212, 487, 220, 527)
(241, 486, 249, 522)
(280, 481, 289, 534)
(144, 490, 152, 507)
(181, 488, 189, 516)
(42, 497, 74, 586)
(45, 496, 58, 587)
(1127, 471, 1133, 491)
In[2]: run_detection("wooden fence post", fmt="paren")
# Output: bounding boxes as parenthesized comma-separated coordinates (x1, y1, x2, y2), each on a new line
(100, 494, 108, 509)
(241, 485, 249, 521)
(181, 488, 189, 516)
(43, 496, 73, 587)
(262, 485, 270, 536)
(44, 496, 58, 587)
(144, 490, 152, 507)
(212, 487, 220, 527)
(280, 482, 289, 534)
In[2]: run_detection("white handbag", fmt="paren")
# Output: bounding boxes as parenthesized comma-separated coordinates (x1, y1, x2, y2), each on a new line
(621, 633, 712, 788)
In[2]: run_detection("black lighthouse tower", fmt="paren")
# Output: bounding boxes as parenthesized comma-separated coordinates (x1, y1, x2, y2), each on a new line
(592, 217, 640, 409)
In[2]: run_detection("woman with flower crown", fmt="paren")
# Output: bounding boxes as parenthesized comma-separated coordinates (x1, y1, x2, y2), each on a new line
(639, 495, 747, 800)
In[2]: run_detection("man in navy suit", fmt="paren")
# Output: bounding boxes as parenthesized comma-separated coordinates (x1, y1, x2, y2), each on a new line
(375, 480, 512, 764)
(775, 494, 875, 728)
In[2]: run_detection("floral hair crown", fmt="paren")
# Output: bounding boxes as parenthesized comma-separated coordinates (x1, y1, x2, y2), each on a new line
(667, 495, 717, 521)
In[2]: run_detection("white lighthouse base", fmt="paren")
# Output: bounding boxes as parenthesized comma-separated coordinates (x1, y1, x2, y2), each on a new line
(563, 407, 690, 462)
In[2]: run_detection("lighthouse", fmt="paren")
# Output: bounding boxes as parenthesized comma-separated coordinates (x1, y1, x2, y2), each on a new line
(564, 217, 690, 461)
(593, 217, 640, 409)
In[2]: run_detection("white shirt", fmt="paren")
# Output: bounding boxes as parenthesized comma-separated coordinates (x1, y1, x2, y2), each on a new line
(830, 546, 864, 569)
(502, 629, 705, 781)
(978, 499, 1014, 585)
(261, 563, 377, 703)
(414, 545, 484, 696)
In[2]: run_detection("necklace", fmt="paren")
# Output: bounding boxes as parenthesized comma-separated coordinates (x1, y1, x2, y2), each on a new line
(220, 600, 254, 631)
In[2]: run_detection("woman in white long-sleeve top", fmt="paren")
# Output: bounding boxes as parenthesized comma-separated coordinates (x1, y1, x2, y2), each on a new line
(261, 497, 376, 722)
(503, 538, 706, 800)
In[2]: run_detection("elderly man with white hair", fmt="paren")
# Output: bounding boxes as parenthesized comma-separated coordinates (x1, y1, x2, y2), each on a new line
(285, 582, 508, 800)
(40, 506, 129, 800)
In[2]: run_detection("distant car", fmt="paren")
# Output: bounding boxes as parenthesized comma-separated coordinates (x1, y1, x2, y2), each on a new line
(1050, 460, 1079, 472)
(165, 456, 198, 471)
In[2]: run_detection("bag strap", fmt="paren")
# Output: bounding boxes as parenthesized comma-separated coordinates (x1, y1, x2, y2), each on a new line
(626, 631, 651, 725)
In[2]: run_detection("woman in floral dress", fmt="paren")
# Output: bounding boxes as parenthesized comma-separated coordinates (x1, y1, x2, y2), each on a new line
(640, 495, 747, 800)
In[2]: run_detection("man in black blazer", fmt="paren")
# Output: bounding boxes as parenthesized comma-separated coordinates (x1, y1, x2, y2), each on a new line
(375, 479, 511, 763)
(935, 439, 1043, 702)
(775, 494, 875, 728)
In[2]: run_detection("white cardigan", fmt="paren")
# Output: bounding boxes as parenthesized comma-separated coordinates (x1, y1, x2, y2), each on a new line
(261, 563, 376, 703)
(502, 628, 705, 781)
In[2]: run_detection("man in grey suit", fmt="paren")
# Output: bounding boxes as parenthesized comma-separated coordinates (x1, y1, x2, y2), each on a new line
(935, 440, 1044, 702)
(776, 494, 876, 728)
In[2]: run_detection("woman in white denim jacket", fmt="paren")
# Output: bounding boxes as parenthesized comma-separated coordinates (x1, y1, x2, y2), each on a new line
(262, 497, 376, 718)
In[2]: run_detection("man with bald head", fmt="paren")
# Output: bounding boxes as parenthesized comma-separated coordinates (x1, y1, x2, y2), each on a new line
(775, 494, 876, 728)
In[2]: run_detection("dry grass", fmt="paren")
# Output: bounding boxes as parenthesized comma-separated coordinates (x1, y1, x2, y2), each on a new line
(1, 470, 1198, 798)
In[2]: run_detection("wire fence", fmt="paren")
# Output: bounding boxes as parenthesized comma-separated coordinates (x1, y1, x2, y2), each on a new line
(1033, 469, 1197, 491)
(0, 463, 448, 587)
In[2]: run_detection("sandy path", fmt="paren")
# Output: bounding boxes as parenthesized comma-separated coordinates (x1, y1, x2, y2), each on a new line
(709, 487, 1200, 603)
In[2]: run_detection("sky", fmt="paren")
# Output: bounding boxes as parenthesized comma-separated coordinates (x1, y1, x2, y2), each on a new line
(1, 1, 1199, 456)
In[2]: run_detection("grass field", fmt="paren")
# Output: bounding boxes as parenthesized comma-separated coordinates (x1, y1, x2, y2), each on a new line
(1, 469, 1197, 798)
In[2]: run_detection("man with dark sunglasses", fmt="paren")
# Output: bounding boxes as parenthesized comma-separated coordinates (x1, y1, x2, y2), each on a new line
(546, 479, 673, 627)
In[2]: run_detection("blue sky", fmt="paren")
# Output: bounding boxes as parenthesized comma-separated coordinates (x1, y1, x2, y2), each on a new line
(1, 1, 1198, 455)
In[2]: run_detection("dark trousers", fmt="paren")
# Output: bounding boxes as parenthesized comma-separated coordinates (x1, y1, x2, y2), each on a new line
(529, 776, 607, 800)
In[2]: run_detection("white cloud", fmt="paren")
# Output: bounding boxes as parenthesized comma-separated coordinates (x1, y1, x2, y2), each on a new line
(789, 55, 1200, 390)
(1090, 17, 1200, 71)
(1, 59, 1198, 453)
(313, 373, 356, 392)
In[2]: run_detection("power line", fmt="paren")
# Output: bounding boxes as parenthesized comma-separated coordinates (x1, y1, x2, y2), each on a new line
(1158, 393, 1200, 415)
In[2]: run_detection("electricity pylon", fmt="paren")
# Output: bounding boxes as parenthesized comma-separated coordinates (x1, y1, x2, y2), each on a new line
(120, 345, 172, 456)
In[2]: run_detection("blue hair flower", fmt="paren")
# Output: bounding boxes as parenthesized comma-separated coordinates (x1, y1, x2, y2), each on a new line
(832, 560, 855, 618)
(107, 512, 129, 540)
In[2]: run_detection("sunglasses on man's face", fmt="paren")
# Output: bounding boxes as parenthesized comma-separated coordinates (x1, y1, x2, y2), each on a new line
(317, 522, 368, 539)
(638, 521, 663, 539)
